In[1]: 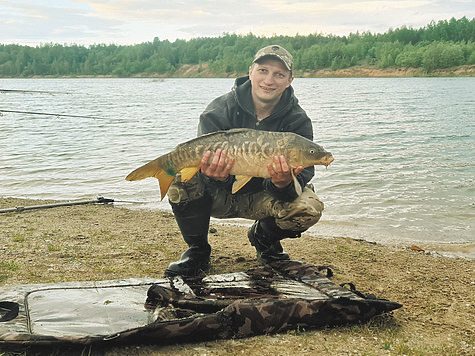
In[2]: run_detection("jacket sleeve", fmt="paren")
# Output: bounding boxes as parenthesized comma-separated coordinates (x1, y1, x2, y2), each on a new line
(262, 175, 304, 202)
(197, 93, 234, 135)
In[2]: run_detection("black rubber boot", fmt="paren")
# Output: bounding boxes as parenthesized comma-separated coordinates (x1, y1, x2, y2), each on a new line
(165, 196, 212, 277)
(247, 217, 301, 264)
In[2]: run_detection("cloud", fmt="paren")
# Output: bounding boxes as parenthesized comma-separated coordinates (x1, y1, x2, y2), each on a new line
(75, 0, 242, 21)
(1, 0, 473, 45)
(0, 0, 122, 44)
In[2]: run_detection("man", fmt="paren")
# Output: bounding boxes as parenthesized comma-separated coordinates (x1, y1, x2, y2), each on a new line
(165, 45, 324, 277)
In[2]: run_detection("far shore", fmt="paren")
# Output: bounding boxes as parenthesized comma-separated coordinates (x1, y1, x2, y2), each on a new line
(2, 64, 474, 80)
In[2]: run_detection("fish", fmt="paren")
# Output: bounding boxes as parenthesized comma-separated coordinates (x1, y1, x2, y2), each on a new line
(126, 128, 334, 200)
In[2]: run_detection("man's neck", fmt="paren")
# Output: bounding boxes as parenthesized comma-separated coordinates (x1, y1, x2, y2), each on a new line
(255, 106, 274, 120)
(253, 98, 279, 121)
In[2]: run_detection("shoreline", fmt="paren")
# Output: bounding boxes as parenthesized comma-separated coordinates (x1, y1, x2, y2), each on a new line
(4, 196, 474, 261)
(1, 64, 474, 79)
(3, 197, 474, 261)
(210, 217, 475, 261)
(1, 197, 474, 355)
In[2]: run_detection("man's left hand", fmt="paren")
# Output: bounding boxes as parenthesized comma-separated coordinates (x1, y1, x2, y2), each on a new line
(267, 155, 304, 189)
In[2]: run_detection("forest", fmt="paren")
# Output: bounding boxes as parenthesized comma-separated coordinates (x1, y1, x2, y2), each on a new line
(0, 17, 473, 77)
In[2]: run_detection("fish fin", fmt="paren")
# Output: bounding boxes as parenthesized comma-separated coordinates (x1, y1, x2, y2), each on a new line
(292, 170, 303, 196)
(232, 175, 253, 194)
(180, 167, 200, 182)
(125, 158, 161, 181)
(125, 158, 174, 200)
(155, 169, 175, 201)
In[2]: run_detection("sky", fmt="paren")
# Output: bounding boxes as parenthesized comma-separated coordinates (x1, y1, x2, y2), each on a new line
(1, 0, 473, 46)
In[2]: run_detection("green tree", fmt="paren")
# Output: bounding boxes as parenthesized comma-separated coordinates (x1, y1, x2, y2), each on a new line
(422, 42, 465, 70)
(0, 17, 473, 77)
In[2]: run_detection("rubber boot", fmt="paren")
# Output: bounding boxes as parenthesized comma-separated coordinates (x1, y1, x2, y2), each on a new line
(165, 196, 212, 277)
(248, 217, 301, 264)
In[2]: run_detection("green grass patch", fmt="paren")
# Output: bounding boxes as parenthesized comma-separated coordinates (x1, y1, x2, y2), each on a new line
(47, 244, 61, 252)
(12, 234, 26, 242)
(0, 261, 19, 283)
(0, 261, 19, 272)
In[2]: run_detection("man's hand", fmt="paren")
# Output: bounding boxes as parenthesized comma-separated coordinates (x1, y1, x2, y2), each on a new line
(200, 149, 234, 181)
(267, 155, 304, 189)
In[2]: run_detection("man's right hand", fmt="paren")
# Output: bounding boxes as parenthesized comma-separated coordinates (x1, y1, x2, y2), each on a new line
(200, 149, 234, 181)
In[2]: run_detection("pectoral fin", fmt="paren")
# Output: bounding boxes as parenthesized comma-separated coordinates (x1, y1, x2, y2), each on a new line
(180, 167, 200, 182)
(292, 170, 303, 196)
(232, 175, 253, 194)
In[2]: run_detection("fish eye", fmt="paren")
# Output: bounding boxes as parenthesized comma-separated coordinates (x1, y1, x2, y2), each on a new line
(309, 149, 315, 154)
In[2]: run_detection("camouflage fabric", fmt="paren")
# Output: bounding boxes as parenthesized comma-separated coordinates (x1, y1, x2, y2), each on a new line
(0, 261, 401, 345)
(253, 45, 294, 72)
(168, 172, 324, 232)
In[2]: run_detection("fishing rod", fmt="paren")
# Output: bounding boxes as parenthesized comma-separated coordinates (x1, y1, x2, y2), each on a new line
(0, 88, 71, 94)
(0, 109, 111, 120)
(0, 196, 114, 214)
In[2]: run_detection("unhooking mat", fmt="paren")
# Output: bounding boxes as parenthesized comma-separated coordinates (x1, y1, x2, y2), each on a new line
(0, 261, 402, 345)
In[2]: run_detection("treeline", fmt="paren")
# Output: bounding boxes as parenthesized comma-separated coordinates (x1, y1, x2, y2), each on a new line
(0, 17, 474, 77)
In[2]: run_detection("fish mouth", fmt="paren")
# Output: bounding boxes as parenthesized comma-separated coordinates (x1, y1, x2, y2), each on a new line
(322, 154, 334, 167)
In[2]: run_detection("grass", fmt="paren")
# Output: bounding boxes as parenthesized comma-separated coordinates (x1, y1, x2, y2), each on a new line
(0, 261, 19, 272)
(12, 234, 25, 243)
(0, 261, 19, 284)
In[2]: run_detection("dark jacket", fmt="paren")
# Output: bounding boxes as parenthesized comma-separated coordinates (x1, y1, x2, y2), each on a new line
(198, 76, 315, 202)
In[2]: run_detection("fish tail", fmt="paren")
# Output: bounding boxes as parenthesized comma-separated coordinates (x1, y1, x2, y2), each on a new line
(125, 157, 175, 200)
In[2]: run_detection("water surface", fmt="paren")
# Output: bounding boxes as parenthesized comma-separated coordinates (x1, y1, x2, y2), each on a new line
(1, 77, 473, 257)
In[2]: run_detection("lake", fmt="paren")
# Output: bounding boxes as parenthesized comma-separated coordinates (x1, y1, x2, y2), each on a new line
(1, 77, 474, 258)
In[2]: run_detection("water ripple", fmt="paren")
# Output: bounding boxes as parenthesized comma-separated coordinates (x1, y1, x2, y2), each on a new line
(1, 77, 473, 248)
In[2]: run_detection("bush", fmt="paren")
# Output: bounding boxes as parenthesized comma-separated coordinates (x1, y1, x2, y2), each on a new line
(422, 42, 465, 70)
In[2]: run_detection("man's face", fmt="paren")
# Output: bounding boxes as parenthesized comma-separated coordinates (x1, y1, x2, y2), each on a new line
(249, 58, 293, 105)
